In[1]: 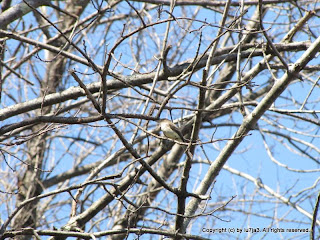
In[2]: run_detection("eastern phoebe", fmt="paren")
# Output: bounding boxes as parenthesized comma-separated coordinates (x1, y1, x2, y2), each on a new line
(158, 119, 186, 142)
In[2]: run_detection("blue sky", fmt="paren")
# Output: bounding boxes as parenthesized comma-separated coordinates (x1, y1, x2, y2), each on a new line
(1, 1, 320, 239)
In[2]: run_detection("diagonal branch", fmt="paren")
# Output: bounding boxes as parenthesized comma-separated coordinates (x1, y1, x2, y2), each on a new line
(182, 32, 320, 230)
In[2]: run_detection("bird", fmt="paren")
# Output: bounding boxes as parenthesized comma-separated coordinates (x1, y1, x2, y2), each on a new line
(158, 119, 193, 159)
(158, 119, 186, 142)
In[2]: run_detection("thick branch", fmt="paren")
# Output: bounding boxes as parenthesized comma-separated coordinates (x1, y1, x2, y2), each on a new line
(182, 32, 320, 230)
